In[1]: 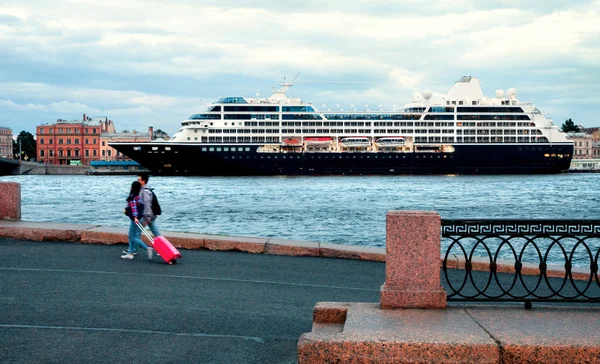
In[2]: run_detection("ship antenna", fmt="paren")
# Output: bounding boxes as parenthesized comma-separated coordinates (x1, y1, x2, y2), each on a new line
(292, 70, 300, 84)
(199, 99, 209, 108)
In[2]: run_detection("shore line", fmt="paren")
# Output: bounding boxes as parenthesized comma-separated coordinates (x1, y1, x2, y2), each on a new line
(0, 220, 591, 281)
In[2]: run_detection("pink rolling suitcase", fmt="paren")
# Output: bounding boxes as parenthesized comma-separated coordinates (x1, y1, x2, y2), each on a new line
(137, 222, 182, 265)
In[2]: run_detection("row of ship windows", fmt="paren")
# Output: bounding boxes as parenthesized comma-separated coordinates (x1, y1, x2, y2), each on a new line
(189, 136, 550, 143)
(185, 121, 537, 128)
(205, 154, 454, 160)
(202, 106, 525, 113)
(187, 113, 530, 121)
(197, 128, 543, 135)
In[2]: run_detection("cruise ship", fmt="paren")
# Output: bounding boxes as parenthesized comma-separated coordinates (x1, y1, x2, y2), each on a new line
(110, 76, 573, 175)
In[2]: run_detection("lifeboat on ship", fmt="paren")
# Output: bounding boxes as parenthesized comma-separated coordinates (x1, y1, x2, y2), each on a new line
(339, 137, 371, 147)
(375, 137, 406, 147)
(304, 137, 333, 145)
(281, 137, 302, 146)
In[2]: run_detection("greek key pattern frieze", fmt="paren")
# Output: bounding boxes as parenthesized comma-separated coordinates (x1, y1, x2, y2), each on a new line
(442, 220, 600, 236)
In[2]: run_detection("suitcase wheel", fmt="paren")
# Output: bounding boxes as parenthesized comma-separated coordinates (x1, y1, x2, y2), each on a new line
(169, 259, 177, 265)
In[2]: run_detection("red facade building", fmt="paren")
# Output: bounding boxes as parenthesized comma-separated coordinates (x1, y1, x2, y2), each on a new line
(36, 114, 115, 165)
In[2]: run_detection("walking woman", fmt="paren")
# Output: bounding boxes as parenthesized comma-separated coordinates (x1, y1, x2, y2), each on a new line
(121, 181, 154, 260)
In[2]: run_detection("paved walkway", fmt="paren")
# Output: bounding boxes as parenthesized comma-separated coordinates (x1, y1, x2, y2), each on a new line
(2, 237, 599, 363)
(0, 238, 383, 364)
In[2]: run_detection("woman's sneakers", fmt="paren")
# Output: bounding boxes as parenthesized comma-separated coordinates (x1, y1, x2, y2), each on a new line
(122, 250, 138, 255)
(120, 253, 134, 259)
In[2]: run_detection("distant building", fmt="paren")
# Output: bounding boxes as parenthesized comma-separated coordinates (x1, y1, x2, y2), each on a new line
(36, 114, 115, 165)
(0, 126, 13, 159)
(567, 132, 594, 160)
(590, 128, 600, 158)
(100, 127, 153, 161)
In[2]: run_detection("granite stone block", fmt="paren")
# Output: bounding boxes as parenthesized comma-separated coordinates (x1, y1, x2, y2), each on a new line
(381, 211, 446, 308)
(0, 182, 21, 221)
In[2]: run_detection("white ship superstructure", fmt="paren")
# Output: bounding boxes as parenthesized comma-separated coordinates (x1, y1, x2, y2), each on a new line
(171, 76, 569, 152)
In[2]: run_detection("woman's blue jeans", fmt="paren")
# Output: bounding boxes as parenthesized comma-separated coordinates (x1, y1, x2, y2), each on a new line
(128, 219, 149, 253)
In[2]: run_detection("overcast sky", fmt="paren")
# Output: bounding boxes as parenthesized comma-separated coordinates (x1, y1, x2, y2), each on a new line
(1, 0, 599, 136)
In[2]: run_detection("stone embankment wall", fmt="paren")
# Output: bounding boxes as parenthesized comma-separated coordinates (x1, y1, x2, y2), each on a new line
(18, 161, 87, 175)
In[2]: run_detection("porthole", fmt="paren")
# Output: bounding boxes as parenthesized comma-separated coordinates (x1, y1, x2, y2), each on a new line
(194, 137, 198, 141)
(224, 122, 228, 126)
(224, 147, 229, 151)
(202, 147, 207, 151)
(187, 137, 190, 140)
(216, 147, 222, 151)
(209, 147, 215, 151)
(194, 130, 198, 133)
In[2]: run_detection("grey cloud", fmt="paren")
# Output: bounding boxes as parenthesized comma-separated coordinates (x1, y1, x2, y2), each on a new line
(0, 14, 24, 26)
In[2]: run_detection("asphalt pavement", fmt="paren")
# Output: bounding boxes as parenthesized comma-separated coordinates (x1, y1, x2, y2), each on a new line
(0, 238, 384, 364)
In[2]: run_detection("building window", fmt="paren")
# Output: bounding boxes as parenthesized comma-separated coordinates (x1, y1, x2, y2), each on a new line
(74, 139, 79, 144)
(49, 139, 53, 144)
(93, 150, 97, 156)
(67, 139, 71, 145)
(108, 150, 112, 157)
(85, 139, 89, 144)
(59, 139, 63, 144)
(93, 129, 97, 134)
(49, 150, 54, 157)
(92, 139, 96, 144)
(102, 150, 105, 156)
(102, 141, 105, 146)
(40, 139, 44, 144)
(75, 149, 79, 157)
(40, 150, 45, 157)
(59, 150, 63, 157)
(85, 150, 89, 157)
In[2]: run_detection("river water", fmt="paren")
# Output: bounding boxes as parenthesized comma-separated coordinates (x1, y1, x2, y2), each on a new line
(1, 174, 599, 265)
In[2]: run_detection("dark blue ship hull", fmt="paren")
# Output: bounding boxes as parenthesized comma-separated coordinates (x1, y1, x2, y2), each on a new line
(110, 143, 573, 176)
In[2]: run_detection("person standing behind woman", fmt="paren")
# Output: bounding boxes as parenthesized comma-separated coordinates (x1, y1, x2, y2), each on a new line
(138, 174, 162, 241)
(121, 181, 154, 260)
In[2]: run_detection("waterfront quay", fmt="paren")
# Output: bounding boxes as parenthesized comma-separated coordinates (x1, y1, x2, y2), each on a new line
(2, 182, 600, 363)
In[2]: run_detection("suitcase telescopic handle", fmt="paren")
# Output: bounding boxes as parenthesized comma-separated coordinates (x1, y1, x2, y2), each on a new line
(136, 221, 155, 243)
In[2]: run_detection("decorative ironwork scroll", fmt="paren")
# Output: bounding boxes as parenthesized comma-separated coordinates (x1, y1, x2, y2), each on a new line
(441, 219, 600, 308)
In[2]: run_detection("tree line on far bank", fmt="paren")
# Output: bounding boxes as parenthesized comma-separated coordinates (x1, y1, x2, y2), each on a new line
(12, 131, 36, 161)
(560, 119, 579, 133)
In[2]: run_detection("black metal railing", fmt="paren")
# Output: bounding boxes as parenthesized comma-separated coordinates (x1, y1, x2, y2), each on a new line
(441, 220, 600, 308)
